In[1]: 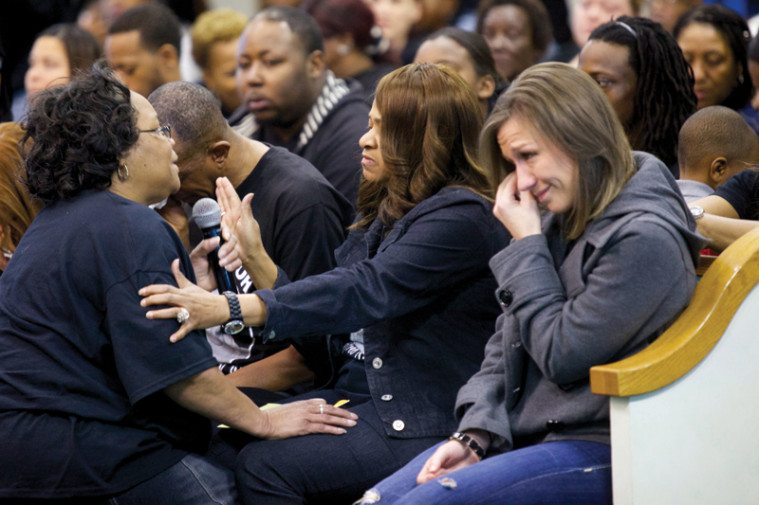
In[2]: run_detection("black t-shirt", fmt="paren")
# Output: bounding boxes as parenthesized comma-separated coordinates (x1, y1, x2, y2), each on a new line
(238, 146, 352, 284)
(210, 146, 352, 371)
(714, 169, 759, 219)
(0, 191, 216, 499)
(253, 90, 367, 208)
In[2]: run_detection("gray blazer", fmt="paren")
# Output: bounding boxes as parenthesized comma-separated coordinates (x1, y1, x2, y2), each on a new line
(455, 152, 706, 452)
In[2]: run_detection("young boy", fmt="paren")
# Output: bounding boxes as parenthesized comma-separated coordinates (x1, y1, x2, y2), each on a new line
(677, 105, 759, 202)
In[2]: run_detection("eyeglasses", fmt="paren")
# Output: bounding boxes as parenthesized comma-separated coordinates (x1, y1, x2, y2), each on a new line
(140, 124, 172, 139)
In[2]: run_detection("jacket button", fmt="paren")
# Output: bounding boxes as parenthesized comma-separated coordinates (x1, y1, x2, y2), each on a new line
(381, 394, 393, 401)
(392, 420, 405, 431)
(497, 289, 513, 307)
(372, 357, 383, 369)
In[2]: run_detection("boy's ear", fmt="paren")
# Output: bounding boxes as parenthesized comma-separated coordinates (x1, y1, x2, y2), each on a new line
(708, 157, 728, 184)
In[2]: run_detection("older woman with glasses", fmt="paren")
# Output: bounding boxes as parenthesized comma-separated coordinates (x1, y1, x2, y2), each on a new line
(0, 62, 354, 504)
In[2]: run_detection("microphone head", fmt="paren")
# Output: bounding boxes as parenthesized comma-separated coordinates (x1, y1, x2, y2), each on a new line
(192, 198, 221, 229)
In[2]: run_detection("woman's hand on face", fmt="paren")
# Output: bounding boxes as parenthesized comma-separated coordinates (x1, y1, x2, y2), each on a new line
(140, 259, 230, 343)
(416, 439, 479, 485)
(258, 399, 359, 439)
(493, 172, 542, 240)
(216, 177, 265, 269)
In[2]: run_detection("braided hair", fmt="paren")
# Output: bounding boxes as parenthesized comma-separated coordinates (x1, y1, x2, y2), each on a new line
(673, 4, 753, 111)
(589, 16, 696, 168)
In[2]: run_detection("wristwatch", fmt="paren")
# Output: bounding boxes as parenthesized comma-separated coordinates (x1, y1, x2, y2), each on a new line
(221, 291, 245, 335)
(689, 205, 705, 221)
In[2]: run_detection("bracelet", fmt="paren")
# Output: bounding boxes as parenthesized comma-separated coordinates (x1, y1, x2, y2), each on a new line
(449, 431, 485, 460)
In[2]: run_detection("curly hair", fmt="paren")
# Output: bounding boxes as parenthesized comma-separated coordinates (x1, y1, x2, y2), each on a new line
(589, 16, 696, 168)
(353, 63, 491, 230)
(22, 61, 139, 204)
(674, 4, 753, 111)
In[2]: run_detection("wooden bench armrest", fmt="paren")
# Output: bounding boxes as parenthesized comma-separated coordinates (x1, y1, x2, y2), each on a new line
(590, 227, 759, 397)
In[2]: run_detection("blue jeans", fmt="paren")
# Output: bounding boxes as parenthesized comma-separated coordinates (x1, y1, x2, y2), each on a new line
(109, 453, 238, 505)
(358, 440, 612, 505)
(0, 454, 238, 505)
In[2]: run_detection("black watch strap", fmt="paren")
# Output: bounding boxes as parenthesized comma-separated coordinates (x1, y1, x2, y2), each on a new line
(222, 291, 245, 335)
(223, 291, 242, 320)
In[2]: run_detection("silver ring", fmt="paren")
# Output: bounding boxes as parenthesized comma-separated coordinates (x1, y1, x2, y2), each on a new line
(319, 404, 324, 415)
(220, 211, 226, 217)
(176, 308, 190, 324)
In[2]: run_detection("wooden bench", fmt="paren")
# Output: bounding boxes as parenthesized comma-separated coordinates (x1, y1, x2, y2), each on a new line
(590, 227, 759, 505)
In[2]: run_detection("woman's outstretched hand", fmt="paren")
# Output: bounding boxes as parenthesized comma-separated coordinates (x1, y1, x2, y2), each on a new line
(493, 173, 542, 240)
(216, 177, 265, 266)
(258, 399, 359, 439)
(216, 176, 278, 289)
(416, 439, 479, 485)
(140, 258, 229, 342)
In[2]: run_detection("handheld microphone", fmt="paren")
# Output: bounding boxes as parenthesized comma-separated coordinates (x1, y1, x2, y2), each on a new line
(191, 198, 237, 293)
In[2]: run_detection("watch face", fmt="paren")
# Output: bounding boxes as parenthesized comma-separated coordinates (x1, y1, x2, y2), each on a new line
(223, 320, 246, 335)
(689, 205, 704, 220)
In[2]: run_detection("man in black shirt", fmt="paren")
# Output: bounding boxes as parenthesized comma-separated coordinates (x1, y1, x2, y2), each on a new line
(150, 81, 352, 375)
(232, 6, 368, 207)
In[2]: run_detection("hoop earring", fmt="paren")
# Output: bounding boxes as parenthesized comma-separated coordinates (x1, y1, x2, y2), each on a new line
(117, 164, 129, 181)
(739, 74, 745, 84)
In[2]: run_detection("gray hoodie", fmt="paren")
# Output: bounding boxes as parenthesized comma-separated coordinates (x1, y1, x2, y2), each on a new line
(455, 152, 705, 451)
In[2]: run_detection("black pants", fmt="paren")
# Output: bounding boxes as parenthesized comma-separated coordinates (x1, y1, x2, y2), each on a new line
(234, 389, 441, 505)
